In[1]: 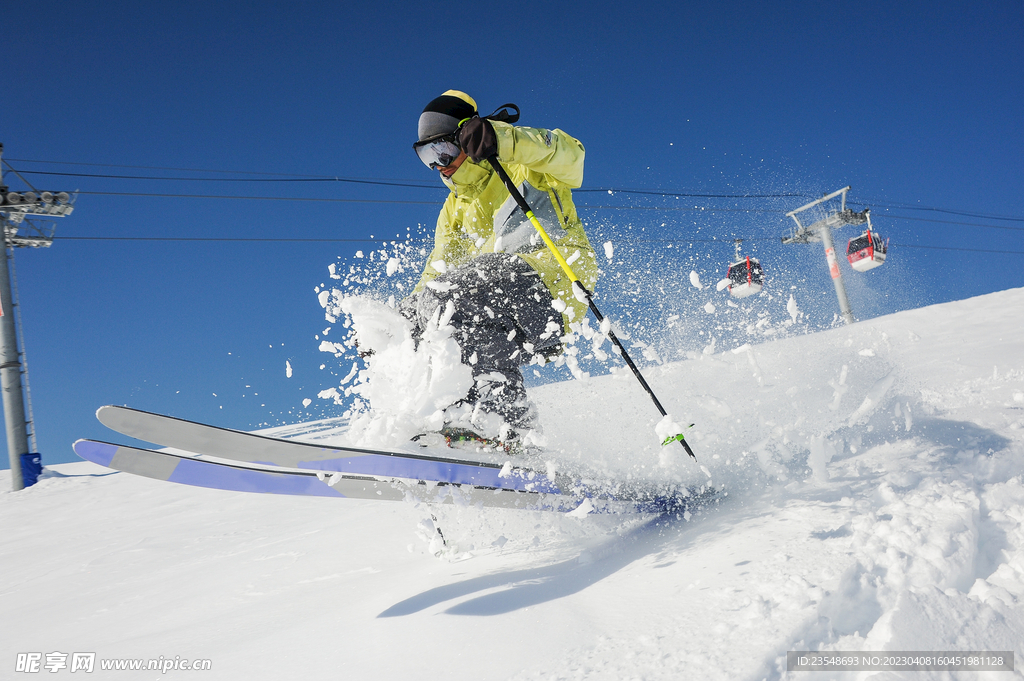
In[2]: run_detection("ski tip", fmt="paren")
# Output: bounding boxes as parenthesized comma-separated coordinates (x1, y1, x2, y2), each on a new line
(95, 405, 117, 428)
(96, 404, 149, 431)
(72, 439, 119, 467)
(96, 404, 125, 420)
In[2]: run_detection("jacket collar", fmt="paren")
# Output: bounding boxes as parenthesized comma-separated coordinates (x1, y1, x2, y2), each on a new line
(444, 159, 493, 195)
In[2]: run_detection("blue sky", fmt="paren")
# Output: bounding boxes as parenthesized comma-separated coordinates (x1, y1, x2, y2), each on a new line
(3, 0, 1022, 467)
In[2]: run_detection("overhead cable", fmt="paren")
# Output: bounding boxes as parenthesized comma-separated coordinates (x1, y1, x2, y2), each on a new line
(10, 157, 1023, 222)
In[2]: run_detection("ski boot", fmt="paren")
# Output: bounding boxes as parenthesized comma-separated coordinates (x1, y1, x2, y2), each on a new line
(412, 426, 520, 455)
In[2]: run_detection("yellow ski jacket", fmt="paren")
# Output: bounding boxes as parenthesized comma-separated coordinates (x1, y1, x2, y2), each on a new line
(413, 120, 598, 330)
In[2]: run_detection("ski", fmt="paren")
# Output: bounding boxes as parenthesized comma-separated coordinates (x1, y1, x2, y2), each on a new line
(91, 406, 718, 514)
(96, 405, 558, 492)
(74, 438, 396, 500)
(73, 439, 577, 510)
(72, 439, 715, 514)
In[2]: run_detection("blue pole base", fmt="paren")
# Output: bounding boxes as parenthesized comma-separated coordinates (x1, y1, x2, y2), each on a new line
(20, 453, 42, 488)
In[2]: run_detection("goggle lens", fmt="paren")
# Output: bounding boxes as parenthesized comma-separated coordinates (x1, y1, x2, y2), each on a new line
(413, 137, 461, 170)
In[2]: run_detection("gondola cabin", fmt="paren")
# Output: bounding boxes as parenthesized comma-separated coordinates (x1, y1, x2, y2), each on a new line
(727, 255, 764, 298)
(847, 228, 887, 272)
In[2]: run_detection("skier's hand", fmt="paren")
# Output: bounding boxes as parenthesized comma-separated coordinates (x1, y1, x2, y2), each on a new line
(458, 117, 497, 162)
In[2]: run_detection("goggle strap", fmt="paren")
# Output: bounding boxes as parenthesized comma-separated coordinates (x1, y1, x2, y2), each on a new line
(455, 103, 521, 131)
(484, 103, 520, 125)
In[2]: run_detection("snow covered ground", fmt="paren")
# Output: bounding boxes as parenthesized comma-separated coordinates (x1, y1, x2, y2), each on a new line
(3, 287, 1024, 680)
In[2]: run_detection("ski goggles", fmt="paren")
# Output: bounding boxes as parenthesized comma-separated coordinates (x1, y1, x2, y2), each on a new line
(413, 133, 462, 170)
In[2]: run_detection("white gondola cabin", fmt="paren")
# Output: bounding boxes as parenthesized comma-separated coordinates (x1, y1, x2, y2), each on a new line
(727, 253, 764, 298)
(847, 219, 887, 272)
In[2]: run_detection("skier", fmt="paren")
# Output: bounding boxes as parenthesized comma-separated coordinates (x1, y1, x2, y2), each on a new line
(403, 90, 598, 446)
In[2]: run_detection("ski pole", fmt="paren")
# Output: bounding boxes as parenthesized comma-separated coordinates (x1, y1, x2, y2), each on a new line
(486, 155, 696, 460)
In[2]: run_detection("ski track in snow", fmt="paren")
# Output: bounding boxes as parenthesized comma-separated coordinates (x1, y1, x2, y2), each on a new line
(3, 287, 1024, 680)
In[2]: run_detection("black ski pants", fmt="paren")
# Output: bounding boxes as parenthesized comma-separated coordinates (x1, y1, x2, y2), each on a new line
(399, 253, 562, 429)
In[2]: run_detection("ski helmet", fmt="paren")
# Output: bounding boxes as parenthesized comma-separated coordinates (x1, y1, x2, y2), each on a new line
(417, 90, 478, 143)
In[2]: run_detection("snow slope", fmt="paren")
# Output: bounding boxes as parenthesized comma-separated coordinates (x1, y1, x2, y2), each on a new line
(3, 288, 1024, 680)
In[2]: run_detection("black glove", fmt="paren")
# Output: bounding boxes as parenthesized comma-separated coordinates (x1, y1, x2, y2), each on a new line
(458, 117, 498, 161)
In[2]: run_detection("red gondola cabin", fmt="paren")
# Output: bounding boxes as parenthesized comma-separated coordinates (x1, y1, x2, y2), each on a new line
(727, 256, 764, 298)
(847, 228, 887, 272)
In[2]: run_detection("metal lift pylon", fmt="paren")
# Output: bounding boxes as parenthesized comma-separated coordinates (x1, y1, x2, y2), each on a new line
(782, 186, 869, 325)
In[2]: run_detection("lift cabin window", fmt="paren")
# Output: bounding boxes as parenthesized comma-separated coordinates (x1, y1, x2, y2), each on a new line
(729, 257, 764, 286)
(847, 229, 887, 272)
(848, 233, 873, 255)
(727, 256, 764, 298)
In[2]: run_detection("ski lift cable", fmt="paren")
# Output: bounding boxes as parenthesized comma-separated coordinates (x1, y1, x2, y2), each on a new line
(576, 188, 810, 199)
(8, 167, 441, 190)
(8, 158, 1023, 223)
(57, 190, 1024, 231)
(54, 236, 418, 243)
(850, 198, 1024, 223)
(25, 193, 1024, 241)
(889, 243, 1024, 255)
(70, 190, 442, 206)
(63, 190, 799, 214)
(3, 157, 430, 184)
(4, 161, 814, 200)
(0, 162, 42, 194)
(7, 164, 1023, 239)
(14, 168, 811, 201)
(52, 235, 779, 244)
(5, 160, 816, 200)
(48, 234, 1024, 255)
(871, 213, 1024, 232)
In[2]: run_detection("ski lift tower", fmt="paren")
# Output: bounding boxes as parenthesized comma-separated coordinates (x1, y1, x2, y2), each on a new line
(782, 186, 868, 325)
(0, 143, 76, 490)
